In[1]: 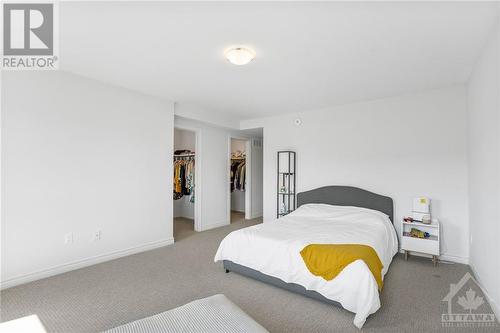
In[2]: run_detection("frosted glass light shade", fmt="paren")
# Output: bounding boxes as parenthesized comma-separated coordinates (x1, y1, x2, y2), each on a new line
(224, 47, 256, 65)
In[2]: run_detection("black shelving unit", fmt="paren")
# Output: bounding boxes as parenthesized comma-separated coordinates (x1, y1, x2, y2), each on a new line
(277, 151, 296, 218)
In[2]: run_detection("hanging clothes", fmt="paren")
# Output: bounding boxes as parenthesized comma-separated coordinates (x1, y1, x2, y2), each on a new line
(173, 156, 195, 201)
(239, 163, 246, 191)
(230, 158, 246, 192)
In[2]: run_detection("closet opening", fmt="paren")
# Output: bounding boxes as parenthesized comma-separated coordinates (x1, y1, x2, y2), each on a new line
(229, 138, 248, 223)
(173, 128, 198, 241)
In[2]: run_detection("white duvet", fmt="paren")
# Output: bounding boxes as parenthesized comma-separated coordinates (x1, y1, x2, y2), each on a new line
(214, 204, 398, 329)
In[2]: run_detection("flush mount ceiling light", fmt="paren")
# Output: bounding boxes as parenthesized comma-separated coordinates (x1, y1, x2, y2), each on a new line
(224, 47, 256, 65)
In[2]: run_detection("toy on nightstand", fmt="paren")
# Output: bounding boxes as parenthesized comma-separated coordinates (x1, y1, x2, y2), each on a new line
(410, 228, 430, 239)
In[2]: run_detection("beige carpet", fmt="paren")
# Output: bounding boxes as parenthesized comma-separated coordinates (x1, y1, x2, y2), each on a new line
(174, 212, 245, 241)
(173, 217, 196, 241)
(1, 217, 499, 333)
(230, 211, 245, 223)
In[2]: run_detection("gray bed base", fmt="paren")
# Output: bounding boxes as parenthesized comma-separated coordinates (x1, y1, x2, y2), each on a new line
(223, 260, 342, 307)
(222, 185, 393, 308)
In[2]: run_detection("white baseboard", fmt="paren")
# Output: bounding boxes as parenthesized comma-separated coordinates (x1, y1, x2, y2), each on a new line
(439, 254, 469, 264)
(470, 263, 500, 322)
(399, 250, 469, 264)
(174, 215, 194, 220)
(250, 211, 263, 219)
(0, 237, 174, 290)
(200, 221, 230, 231)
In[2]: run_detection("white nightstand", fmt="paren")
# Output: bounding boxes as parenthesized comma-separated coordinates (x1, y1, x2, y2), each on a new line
(401, 220, 440, 266)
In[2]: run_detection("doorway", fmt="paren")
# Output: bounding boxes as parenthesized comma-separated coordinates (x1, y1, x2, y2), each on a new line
(227, 135, 263, 224)
(173, 127, 200, 241)
(229, 138, 248, 223)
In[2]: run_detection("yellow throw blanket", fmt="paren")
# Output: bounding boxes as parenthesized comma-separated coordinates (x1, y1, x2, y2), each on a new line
(300, 244, 384, 290)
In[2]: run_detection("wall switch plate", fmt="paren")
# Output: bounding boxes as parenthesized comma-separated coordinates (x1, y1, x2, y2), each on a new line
(64, 232, 73, 244)
(93, 230, 101, 241)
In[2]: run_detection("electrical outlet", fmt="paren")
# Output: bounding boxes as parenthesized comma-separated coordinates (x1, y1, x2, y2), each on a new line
(64, 232, 73, 244)
(93, 230, 101, 241)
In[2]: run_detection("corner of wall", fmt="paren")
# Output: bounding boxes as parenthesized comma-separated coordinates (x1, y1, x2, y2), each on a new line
(175, 103, 240, 129)
(470, 261, 500, 320)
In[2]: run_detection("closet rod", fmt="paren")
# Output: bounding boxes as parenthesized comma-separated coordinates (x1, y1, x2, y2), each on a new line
(174, 153, 195, 157)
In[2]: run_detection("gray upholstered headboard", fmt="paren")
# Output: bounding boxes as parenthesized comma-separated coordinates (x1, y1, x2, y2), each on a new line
(296, 186, 394, 223)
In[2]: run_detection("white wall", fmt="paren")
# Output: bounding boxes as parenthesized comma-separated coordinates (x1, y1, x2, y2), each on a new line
(250, 138, 264, 218)
(174, 102, 239, 129)
(174, 116, 236, 230)
(174, 114, 263, 229)
(231, 139, 246, 154)
(1, 71, 174, 289)
(174, 128, 196, 152)
(467, 16, 500, 317)
(173, 128, 195, 219)
(231, 139, 246, 213)
(243, 86, 469, 263)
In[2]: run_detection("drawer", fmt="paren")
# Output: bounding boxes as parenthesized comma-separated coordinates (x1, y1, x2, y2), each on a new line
(401, 235, 439, 255)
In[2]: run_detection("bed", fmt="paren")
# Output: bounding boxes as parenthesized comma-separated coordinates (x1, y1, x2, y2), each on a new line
(214, 186, 398, 329)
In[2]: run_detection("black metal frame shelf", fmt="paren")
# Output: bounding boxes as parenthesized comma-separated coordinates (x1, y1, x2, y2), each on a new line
(277, 151, 296, 218)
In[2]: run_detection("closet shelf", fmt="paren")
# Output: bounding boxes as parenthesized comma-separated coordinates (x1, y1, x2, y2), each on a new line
(175, 153, 195, 157)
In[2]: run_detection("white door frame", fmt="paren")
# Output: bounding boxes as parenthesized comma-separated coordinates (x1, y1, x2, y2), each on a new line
(174, 126, 203, 232)
(227, 136, 252, 222)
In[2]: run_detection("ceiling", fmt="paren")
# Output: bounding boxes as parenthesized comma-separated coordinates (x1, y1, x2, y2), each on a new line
(60, 2, 498, 124)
